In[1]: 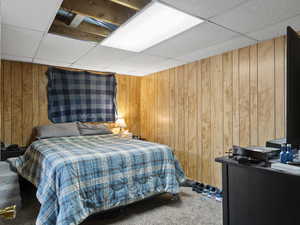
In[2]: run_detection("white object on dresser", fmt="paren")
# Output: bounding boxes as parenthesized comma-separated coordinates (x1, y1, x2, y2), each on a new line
(271, 162, 300, 175)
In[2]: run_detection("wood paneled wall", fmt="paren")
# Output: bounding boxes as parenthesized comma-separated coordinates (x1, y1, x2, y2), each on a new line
(0, 60, 141, 146)
(140, 36, 286, 187)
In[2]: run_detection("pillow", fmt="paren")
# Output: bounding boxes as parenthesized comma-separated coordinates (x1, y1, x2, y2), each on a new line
(36, 122, 80, 139)
(77, 122, 112, 136)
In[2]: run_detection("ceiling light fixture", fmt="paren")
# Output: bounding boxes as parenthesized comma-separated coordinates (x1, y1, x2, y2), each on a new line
(101, 1, 204, 52)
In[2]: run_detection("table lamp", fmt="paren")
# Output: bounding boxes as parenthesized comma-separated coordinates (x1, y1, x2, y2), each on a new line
(116, 118, 127, 134)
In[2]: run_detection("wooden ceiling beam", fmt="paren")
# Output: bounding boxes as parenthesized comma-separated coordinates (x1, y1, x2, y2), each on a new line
(109, 0, 150, 11)
(61, 0, 136, 26)
(49, 19, 105, 43)
(78, 21, 111, 37)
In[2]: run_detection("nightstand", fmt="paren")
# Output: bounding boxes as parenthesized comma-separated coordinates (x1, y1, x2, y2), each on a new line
(0, 147, 27, 161)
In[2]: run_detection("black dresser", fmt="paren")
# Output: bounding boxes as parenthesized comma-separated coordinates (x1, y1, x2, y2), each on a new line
(216, 157, 300, 225)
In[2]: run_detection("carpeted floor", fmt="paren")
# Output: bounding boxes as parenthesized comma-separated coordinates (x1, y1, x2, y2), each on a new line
(0, 187, 222, 225)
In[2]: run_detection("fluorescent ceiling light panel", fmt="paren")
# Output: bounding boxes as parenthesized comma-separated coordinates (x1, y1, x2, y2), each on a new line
(101, 1, 204, 52)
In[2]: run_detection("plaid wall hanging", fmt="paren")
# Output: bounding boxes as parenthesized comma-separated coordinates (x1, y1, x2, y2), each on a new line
(47, 67, 117, 123)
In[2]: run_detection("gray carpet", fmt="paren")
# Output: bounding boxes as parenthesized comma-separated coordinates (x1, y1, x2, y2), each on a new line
(0, 187, 222, 225)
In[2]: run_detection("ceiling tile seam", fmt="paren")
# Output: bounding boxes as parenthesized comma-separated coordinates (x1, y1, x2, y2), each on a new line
(31, 33, 48, 63)
(34, 61, 72, 67)
(1, 23, 43, 33)
(245, 12, 300, 37)
(207, 0, 252, 20)
(33, 57, 73, 64)
(1, 53, 33, 61)
(134, 52, 187, 63)
(206, 20, 258, 42)
(69, 45, 100, 66)
(32, 0, 64, 63)
(44, 0, 64, 33)
(1, 52, 33, 60)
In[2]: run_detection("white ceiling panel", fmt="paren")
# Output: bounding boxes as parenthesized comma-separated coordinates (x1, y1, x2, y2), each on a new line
(211, 0, 300, 34)
(144, 22, 239, 58)
(2, 0, 63, 32)
(35, 34, 96, 63)
(178, 35, 256, 62)
(114, 54, 171, 70)
(161, 0, 248, 19)
(2, 25, 43, 58)
(2, 54, 33, 63)
(248, 15, 300, 41)
(33, 58, 72, 68)
(105, 64, 138, 74)
(70, 64, 111, 72)
(75, 45, 137, 67)
(107, 57, 186, 76)
(149, 59, 186, 71)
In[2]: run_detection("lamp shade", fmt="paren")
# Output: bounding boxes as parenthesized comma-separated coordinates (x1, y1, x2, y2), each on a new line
(116, 118, 127, 128)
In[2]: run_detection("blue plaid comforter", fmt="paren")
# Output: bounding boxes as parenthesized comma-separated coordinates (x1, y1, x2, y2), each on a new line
(15, 135, 185, 225)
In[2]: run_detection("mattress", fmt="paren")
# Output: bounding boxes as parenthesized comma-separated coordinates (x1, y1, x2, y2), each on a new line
(15, 134, 185, 225)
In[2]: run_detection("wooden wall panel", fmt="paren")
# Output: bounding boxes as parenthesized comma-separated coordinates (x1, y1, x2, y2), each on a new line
(223, 52, 233, 157)
(196, 61, 202, 181)
(258, 40, 275, 146)
(274, 36, 286, 139)
(250, 45, 258, 145)
(169, 68, 176, 151)
(3, 61, 12, 144)
(0, 60, 141, 146)
(140, 37, 286, 187)
(200, 58, 212, 185)
(186, 62, 198, 178)
(239, 47, 250, 147)
(210, 55, 224, 188)
(232, 49, 240, 146)
(11, 63, 23, 145)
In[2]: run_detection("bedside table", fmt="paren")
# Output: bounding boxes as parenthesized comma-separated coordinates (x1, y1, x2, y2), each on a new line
(0, 147, 27, 161)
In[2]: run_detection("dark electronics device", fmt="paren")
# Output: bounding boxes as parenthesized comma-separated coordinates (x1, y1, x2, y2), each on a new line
(286, 26, 300, 146)
(231, 145, 280, 163)
(265, 27, 300, 148)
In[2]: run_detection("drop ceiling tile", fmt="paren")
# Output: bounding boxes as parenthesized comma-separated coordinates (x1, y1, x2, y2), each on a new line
(1, 25, 43, 58)
(105, 64, 137, 74)
(211, 0, 300, 34)
(144, 22, 238, 58)
(33, 58, 72, 68)
(75, 45, 137, 68)
(107, 55, 191, 76)
(128, 70, 156, 76)
(2, 0, 63, 32)
(161, 0, 247, 19)
(2, 54, 33, 63)
(70, 64, 111, 73)
(248, 14, 300, 41)
(35, 34, 96, 63)
(150, 59, 186, 72)
(115, 54, 171, 70)
(178, 35, 256, 62)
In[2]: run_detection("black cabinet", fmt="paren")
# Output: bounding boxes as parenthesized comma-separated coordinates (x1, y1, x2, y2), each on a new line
(216, 157, 300, 225)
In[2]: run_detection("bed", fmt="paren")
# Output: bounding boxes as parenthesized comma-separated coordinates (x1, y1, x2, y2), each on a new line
(15, 134, 185, 225)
